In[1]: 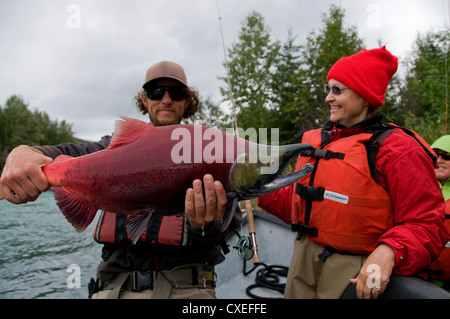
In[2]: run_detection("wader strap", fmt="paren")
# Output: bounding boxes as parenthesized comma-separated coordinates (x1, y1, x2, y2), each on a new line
(318, 247, 336, 262)
(105, 272, 130, 299)
(291, 223, 318, 240)
(151, 273, 172, 299)
(151, 264, 215, 298)
(318, 246, 362, 263)
(98, 265, 215, 299)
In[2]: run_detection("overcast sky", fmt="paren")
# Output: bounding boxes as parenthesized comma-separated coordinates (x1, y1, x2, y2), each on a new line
(0, 0, 448, 141)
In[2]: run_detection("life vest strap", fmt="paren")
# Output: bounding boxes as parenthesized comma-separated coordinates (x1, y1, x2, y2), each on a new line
(291, 223, 319, 238)
(296, 184, 325, 201)
(312, 148, 345, 160)
(318, 246, 363, 262)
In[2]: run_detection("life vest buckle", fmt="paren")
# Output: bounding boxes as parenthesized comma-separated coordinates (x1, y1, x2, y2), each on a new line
(296, 184, 325, 201)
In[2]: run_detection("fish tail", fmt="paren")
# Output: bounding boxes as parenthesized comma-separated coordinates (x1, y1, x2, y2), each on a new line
(52, 187, 97, 232)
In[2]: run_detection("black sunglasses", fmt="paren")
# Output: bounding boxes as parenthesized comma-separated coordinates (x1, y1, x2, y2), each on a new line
(434, 150, 450, 160)
(146, 86, 187, 101)
(324, 84, 351, 95)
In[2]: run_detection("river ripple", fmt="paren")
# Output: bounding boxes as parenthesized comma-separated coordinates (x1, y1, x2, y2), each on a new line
(0, 191, 102, 299)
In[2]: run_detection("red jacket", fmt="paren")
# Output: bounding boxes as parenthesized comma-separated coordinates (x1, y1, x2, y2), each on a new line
(259, 124, 449, 276)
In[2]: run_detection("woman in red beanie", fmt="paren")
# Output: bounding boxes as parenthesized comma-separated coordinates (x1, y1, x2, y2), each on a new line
(258, 47, 449, 299)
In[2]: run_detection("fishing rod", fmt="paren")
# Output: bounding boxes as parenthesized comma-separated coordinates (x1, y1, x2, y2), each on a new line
(244, 200, 261, 264)
(234, 200, 261, 264)
(216, 0, 238, 134)
(215, 0, 261, 267)
(236, 203, 288, 299)
(214, 0, 263, 276)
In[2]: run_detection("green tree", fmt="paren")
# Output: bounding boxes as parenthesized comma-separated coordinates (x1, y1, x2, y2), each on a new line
(220, 4, 449, 147)
(270, 28, 304, 144)
(0, 95, 80, 170)
(296, 4, 365, 131)
(220, 11, 281, 133)
(399, 25, 450, 143)
(1, 95, 37, 148)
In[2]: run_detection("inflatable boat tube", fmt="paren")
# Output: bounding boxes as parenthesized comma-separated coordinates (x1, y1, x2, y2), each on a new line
(341, 275, 450, 299)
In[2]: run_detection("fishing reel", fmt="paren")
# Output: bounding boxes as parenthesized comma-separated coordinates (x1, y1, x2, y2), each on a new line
(234, 235, 255, 260)
(234, 200, 261, 263)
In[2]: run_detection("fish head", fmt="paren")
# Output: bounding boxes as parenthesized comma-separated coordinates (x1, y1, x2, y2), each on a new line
(229, 143, 314, 199)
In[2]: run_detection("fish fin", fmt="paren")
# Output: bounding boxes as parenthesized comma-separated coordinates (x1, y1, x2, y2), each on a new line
(218, 193, 240, 234)
(54, 155, 74, 163)
(108, 116, 155, 149)
(51, 187, 98, 232)
(126, 210, 154, 244)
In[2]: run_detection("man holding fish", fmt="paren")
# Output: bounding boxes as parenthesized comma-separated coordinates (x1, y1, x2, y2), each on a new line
(0, 61, 238, 299)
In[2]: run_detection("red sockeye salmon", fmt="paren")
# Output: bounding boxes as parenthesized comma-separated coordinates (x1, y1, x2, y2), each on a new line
(1, 117, 313, 243)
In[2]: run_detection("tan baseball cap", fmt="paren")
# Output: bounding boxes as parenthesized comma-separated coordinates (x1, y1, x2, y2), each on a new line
(143, 61, 188, 89)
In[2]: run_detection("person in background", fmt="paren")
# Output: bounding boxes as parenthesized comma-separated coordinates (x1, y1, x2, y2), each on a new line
(0, 61, 236, 299)
(431, 135, 450, 201)
(258, 47, 449, 299)
(422, 135, 450, 290)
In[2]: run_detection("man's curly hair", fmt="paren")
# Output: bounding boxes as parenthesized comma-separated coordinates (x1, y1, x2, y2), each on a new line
(134, 87, 199, 118)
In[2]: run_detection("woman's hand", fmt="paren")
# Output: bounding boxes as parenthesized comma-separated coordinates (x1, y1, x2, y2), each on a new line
(350, 243, 396, 299)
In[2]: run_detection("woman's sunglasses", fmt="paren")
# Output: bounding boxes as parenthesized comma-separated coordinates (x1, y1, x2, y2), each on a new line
(324, 84, 351, 95)
(434, 149, 450, 160)
(146, 86, 187, 101)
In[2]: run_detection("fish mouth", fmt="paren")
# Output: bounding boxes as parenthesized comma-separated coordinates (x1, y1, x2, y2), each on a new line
(229, 143, 314, 199)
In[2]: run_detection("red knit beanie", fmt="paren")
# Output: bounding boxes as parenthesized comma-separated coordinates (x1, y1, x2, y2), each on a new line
(327, 46, 398, 108)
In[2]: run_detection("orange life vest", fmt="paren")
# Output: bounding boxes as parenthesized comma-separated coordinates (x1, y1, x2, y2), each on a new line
(291, 128, 394, 255)
(428, 200, 450, 281)
(93, 211, 191, 246)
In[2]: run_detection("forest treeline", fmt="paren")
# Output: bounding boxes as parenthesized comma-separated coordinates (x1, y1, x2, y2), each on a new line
(1, 4, 449, 170)
(189, 5, 449, 147)
(0, 95, 82, 169)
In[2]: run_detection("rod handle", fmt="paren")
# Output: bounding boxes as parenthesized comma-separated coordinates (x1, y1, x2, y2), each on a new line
(245, 200, 261, 264)
(245, 200, 256, 234)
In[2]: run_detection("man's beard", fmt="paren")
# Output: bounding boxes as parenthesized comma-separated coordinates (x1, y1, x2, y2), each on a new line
(148, 113, 183, 126)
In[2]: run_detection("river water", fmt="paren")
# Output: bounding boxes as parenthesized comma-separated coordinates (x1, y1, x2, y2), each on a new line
(0, 191, 102, 299)
(0, 190, 293, 300)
